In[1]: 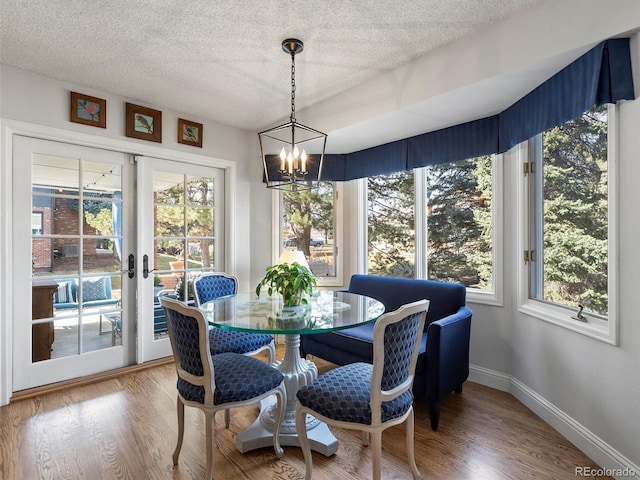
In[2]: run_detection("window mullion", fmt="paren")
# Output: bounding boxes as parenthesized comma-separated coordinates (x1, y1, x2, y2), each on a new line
(414, 167, 427, 279)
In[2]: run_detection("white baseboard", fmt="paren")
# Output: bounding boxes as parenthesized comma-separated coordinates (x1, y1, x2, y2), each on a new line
(468, 363, 511, 392)
(469, 364, 640, 480)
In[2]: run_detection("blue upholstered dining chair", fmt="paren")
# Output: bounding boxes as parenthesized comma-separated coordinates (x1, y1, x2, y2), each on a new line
(160, 296, 286, 480)
(193, 273, 276, 365)
(295, 299, 429, 480)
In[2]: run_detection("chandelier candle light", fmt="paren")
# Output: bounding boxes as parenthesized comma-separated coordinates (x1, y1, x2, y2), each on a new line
(259, 39, 327, 191)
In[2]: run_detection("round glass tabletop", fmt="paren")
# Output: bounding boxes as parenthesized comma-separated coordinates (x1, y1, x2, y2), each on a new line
(199, 290, 385, 334)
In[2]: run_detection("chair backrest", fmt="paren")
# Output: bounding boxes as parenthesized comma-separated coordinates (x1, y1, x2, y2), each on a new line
(370, 299, 429, 424)
(160, 296, 216, 404)
(192, 273, 238, 307)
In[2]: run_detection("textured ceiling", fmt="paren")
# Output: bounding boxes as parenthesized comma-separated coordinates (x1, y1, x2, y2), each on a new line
(0, 0, 545, 137)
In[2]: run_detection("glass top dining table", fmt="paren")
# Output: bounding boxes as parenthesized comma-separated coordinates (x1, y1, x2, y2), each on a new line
(199, 290, 385, 457)
(199, 290, 385, 334)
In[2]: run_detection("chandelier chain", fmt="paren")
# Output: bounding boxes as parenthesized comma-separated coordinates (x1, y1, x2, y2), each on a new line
(290, 51, 296, 123)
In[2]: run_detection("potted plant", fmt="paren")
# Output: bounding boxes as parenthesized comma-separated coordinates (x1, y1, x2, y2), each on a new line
(255, 261, 317, 307)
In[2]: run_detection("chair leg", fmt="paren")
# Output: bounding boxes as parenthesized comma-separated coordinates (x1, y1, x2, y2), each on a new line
(272, 384, 286, 458)
(455, 384, 463, 394)
(296, 406, 313, 480)
(267, 340, 276, 365)
(428, 401, 440, 431)
(173, 397, 185, 466)
(205, 410, 215, 480)
(371, 431, 383, 480)
(362, 431, 370, 446)
(406, 408, 422, 479)
(224, 408, 231, 428)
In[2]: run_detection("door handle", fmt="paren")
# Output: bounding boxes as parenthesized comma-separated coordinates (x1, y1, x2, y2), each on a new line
(143, 254, 155, 279)
(126, 253, 135, 279)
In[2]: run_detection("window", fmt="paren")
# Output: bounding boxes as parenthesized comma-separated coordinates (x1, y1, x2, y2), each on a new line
(278, 182, 341, 284)
(522, 104, 617, 343)
(365, 156, 499, 303)
(31, 212, 43, 235)
(425, 156, 494, 290)
(367, 171, 415, 277)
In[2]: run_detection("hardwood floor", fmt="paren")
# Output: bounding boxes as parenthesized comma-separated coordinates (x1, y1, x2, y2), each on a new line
(1, 349, 611, 480)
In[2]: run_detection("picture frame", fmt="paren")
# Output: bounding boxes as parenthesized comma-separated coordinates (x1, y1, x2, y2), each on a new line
(125, 102, 162, 143)
(177, 118, 203, 148)
(70, 91, 106, 128)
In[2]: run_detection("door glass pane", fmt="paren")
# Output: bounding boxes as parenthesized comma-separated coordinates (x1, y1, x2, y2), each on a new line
(31, 153, 124, 361)
(186, 207, 214, 237)
(32, 154, 80, 195)
(152, 172, 217, 335)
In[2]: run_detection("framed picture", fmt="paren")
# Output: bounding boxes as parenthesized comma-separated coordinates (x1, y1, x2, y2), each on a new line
(70, 92, 106, 128)
(177, 118, 203, 148)
(125, 103, 162, 143)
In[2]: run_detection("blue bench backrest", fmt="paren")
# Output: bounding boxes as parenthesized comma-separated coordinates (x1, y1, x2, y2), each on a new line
(348, 274, 466, 325)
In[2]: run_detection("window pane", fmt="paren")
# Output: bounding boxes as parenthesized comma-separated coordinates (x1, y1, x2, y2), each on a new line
(368, 171, 415, 278)
(426, 156, 493, 289)
(282, 182, 336, 277)
(533, 105, 608, 316)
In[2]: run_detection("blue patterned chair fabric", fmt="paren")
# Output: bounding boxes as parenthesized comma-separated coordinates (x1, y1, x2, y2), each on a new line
(193, 274, 236, 302)
(300, 274, 472, 431)
(295, 300, 429, 480)
(296, 362, 413, 425)
(193, 273, 275, 361)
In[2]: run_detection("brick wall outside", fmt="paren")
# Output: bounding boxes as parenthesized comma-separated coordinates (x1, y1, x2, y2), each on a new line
(33, 198, 119, 273)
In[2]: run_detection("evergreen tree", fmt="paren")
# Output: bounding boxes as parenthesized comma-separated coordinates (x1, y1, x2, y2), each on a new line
(540, 105, 608, 314)
(426, 156, 492, 288)
(367, 171, 415, 277)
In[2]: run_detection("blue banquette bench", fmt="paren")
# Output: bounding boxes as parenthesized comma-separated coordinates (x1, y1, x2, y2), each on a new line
(300, 274, 473, 430)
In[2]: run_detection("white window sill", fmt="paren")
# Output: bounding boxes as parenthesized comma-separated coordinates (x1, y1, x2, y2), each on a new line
(467, 288, 503, 307)
(519, 300, 617, 345)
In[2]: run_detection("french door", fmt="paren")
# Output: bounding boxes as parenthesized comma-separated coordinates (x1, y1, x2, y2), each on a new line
(12, 138, 225, 390)
(136, 157, 224, 362)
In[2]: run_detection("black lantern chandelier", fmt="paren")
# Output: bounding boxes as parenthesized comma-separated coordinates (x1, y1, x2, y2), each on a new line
(259, 39, 327, 191)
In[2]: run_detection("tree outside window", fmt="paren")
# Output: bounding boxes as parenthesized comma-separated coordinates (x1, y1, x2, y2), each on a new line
(366, 157, 494, 289)
(530, 105, 608, 316)
(281, 182, 336, 277)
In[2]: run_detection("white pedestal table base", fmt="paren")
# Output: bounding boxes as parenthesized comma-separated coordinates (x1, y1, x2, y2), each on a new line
(234, 333, 338, 457)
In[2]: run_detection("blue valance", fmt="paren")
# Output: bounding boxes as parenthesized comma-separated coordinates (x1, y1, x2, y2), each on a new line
(345, 140, 408, 179)
(407, 116, 499, 170)
(263, 38, 635, 184)
(498, 38, 635, 153)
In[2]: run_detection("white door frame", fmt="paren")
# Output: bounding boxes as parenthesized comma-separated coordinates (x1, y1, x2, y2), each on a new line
(0, 119, 236, 405)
